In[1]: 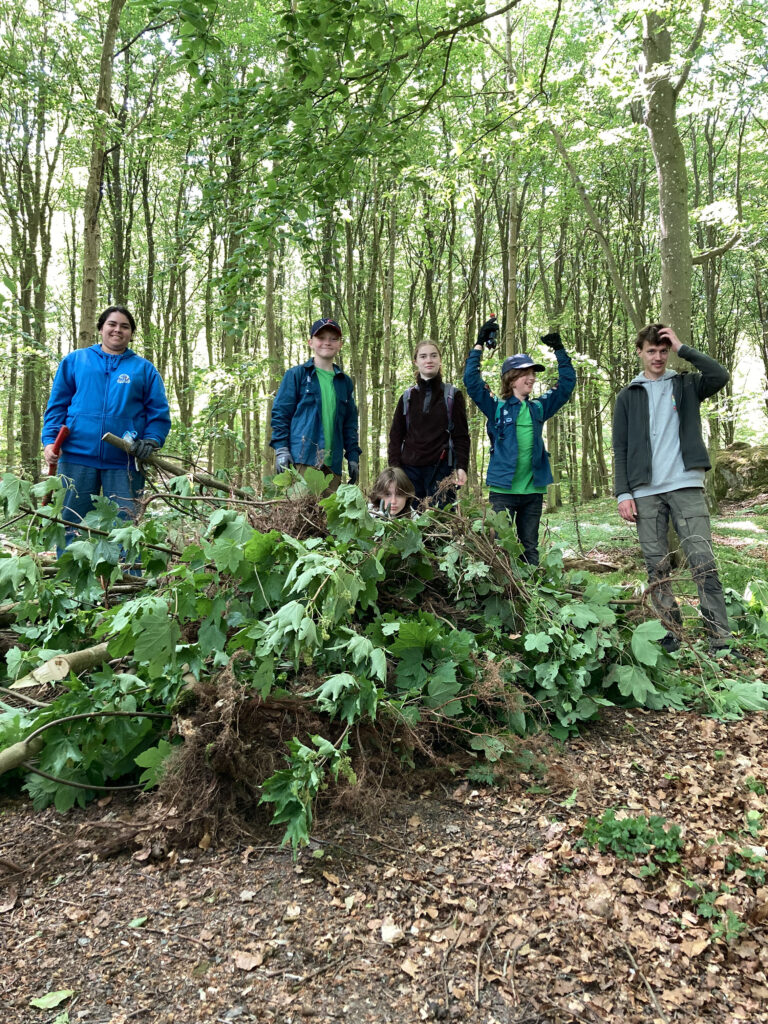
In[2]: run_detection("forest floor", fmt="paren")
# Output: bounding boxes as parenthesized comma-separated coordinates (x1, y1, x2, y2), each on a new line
(3, 705, 768, 1024)
(2, 494, 768, 1024)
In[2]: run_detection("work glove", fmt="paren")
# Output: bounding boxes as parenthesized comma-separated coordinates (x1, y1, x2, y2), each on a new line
(275, 447, 294, 473)
(131, 438, 159, 461)
(477, 316, 499, 350)
(347, 460, 359, 485)
(540, 331, 564, 351)
(379, 498, 391, 519)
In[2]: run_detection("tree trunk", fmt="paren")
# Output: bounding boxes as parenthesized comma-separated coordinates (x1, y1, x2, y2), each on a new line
(77, 0, 127, 348)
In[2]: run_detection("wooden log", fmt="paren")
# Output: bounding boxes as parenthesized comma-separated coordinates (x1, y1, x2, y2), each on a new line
(0, 736, 43, 776)
(102, 432, 252, 499)
(10, 642, 111, 690)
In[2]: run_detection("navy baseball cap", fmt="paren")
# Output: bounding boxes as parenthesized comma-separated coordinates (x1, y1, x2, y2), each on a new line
(501, 353, 545, 376)
(310, 318, 342, 338)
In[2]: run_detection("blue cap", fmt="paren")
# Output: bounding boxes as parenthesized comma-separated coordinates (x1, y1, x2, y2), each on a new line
(501, 353, 545, 375)
(310, 318, 342, 338)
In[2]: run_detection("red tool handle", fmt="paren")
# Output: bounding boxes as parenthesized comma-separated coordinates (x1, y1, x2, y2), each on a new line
(47, 425, 70, 476)
(42, 426, 70, 506)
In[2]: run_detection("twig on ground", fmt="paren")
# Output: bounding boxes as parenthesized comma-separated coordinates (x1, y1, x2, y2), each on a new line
(474, 922, 497, 1005)
(620, 942, 670, 1023)
(440, 919, 465, 1003)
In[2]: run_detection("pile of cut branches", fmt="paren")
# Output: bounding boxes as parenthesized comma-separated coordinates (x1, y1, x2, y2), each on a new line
(1, 465, 766, 852)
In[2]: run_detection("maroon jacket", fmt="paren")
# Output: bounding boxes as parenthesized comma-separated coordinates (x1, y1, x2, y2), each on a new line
(388, 374, 470, 471)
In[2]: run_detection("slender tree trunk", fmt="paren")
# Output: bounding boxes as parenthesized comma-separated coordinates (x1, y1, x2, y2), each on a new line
(77, 0, 127, 348)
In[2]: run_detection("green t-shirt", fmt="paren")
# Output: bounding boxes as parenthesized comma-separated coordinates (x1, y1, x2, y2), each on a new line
(315, 367, 337, 467)
(489, 402, 546, 495)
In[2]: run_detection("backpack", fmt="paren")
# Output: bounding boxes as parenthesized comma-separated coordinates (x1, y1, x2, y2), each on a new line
(402, 382, 456, 467)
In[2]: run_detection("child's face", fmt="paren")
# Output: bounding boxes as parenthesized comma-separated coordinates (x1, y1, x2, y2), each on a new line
(383, 483, 407, 516)
(309, 328, 343, 361)
(414, 344, 441, 378)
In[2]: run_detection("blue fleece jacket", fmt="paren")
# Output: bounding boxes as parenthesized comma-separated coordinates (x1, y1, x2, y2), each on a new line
(270, 359, 361, 475)
(463, 347, 576, 490)
(42, 345, 171, 468)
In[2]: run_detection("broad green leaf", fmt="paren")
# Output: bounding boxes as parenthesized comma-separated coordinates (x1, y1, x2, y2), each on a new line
(631, 620, 668, 665)
(524, 632, 552, 653)
(29, 990, 74, 1010)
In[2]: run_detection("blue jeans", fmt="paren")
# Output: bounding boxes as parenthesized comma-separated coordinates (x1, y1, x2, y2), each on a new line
(488, 492, 544, 564)
(57, 459, 145, 549)
(402, 461, 455, 506)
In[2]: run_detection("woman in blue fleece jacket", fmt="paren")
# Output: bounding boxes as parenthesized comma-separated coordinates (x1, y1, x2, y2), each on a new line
(42, 306, 171, 545)
(464, 320, 575, 564)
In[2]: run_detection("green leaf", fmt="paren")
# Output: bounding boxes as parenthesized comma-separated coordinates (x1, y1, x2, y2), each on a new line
(128, 916, 148, 928)
(0, 473, 28, 515)
(135, 739, 175, 789)
(29, 990, 74, 1010)
(607, 664, 658, 703)
(631, 620, 668, 665)
(524, 632, 552, 653)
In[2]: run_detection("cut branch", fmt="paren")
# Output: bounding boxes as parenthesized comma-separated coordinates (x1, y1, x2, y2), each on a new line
(102, 433, 253, 499)
(691, 230, 741, 264)
(10, 642, 111, 691)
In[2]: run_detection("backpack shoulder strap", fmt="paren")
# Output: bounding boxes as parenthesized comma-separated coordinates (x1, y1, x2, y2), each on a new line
(442, 383, 455, 429)
(402, 385, 416, 432)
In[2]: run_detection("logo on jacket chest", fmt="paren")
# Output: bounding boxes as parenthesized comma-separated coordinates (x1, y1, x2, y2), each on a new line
(117, 374, 131, 384)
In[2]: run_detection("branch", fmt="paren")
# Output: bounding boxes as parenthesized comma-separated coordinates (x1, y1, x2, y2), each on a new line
(549, 124, 643, 329)
(675, 0, 710, 97)
(102, 433, 254, 500)
(538, 0, 563, 101)
(0, 710, 171, 778)
(691, 230, 741, 264)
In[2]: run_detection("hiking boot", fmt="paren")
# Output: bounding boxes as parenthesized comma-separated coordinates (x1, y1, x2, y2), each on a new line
(708, 642, 746, 663)
(660, 632, 680, 653)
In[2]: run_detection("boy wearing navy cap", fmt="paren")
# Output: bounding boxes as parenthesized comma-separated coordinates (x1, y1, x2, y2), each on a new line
(270, 318, 361, 490)
(464, 321, 575, 564)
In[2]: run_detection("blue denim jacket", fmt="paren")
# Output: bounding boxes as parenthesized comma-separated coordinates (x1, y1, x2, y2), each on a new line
(463, 347, 575, 490)
(270, 359, 361, 475)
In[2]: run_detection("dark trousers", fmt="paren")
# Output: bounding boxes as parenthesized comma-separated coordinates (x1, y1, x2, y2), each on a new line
(402, 461, 454, 506)
(58, 459, 144, 545)
(488, 491, 544, 565)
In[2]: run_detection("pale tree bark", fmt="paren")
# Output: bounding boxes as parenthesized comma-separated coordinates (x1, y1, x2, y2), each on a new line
(640, 3, 709, 344)
(381, 196, 398, 441)
(77, 0, 127, 348)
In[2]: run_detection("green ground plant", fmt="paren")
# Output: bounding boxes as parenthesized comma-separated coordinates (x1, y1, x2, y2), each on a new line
(580, 809, 683, 875)
(1, 475, 766, 849)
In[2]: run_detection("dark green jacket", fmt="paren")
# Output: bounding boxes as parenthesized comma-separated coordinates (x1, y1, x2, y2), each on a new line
(612, 345, 729, 497)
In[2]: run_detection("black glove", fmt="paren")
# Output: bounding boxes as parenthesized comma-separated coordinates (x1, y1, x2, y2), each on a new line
(477, 317, 499, 350)
(275, 447, 294, 473)
(540, 331, 564, 351)
(131, 438, 159, 461)
(347, 460, 359, 485)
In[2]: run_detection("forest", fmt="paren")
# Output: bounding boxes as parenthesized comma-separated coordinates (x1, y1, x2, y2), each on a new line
(2, 3, 768, 1020)
(2, 0, 767, 490)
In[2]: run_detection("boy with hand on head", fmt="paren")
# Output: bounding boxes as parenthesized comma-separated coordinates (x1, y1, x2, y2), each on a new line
(612, 323, 737, 657)
(270, 317, 361, 491)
